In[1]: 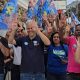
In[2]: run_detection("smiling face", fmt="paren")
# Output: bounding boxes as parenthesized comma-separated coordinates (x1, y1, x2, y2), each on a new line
(52, 33, 60, 45)
(26, 20, 37, 38)
(75, 25, 80, 37)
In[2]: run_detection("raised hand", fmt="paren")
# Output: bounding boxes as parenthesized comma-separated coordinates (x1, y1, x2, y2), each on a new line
(32, 20, 40, 33)
(0, 42, 2, 49)
(42, 13, 48, 22)
(46, 26, 53, 34)
(77, 37, 80, 48)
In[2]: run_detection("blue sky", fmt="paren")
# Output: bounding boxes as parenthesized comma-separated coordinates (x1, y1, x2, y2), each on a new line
(67, 0, 76, 5)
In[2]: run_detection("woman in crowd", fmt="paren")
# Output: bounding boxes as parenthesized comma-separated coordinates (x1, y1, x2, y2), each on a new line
(64, 24, 80, 80)
(47, 32, 68, 80)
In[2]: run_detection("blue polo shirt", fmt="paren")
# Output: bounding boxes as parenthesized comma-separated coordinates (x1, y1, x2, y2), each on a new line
(47, 44, 68, 74)
(16, 35, 45, 73)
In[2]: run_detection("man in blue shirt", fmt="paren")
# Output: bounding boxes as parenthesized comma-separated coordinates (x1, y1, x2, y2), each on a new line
(8, 20, 50, 80)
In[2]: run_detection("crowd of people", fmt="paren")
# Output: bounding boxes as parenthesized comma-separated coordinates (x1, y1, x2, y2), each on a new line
(0, 0, 80, 80)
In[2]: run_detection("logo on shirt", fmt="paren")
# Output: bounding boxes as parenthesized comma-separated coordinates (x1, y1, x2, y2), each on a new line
(24, 42, 28, 45)
(53, 49, 65, 56)
(33, 41, 39, 46)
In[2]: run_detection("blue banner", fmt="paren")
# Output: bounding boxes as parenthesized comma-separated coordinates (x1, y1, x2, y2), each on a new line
(0, 22, 8, 29)
(2, 0, 18, 16)
(71, 12, 80, 24)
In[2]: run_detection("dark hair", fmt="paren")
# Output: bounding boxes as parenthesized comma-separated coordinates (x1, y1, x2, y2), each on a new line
(76, 24, 80, 27)
(50, 32, 67, 56)
(50, 32, 63, 46)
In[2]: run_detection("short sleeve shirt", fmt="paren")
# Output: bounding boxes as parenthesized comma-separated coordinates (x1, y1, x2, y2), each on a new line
(16, 35, 45, 73)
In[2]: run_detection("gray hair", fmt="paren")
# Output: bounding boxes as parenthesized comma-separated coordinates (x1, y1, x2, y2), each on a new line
(26, 19, 33, 28)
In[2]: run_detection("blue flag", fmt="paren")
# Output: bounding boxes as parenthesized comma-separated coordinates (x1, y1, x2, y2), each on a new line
(47, 1, 58, 15)
(9, 0, 18, 12)
(43, 0, 50, 13)
(47, 7, 58, 15)
(36, 0, 46, 6)
(0, 22, 8, 30)
(0, 13, 6, 22)
(0, 14, 3, 22)
(36, 0, 54, 27)
(33, 0, 41, 16)
(2, 0, 18, 16)
(0, 0, 18, 30)
(27, 0, 45, 19)
(9, 0, 17, 5)
(37, 5, 43, 27)
(27, 7, 35, 19)
(71, 12, 80, 24)
(36, 0, 48, 27)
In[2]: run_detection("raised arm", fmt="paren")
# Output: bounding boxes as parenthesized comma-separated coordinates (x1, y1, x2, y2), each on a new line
(75, 37, 80, 63)
(8, 29, 16, 45)
(0, 42, 10, 57)
(8, 14, 18, 44)
(33, 21, 51, 46)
